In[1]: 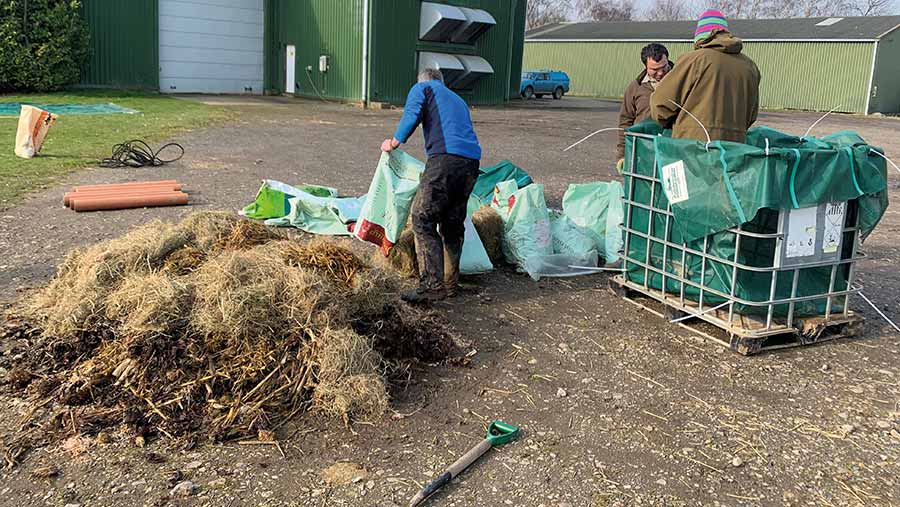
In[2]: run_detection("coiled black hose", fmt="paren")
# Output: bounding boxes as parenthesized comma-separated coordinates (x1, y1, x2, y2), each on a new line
(100, 140, 185, 168)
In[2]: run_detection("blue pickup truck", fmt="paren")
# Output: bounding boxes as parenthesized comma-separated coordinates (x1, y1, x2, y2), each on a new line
(520, 70, 570, 100)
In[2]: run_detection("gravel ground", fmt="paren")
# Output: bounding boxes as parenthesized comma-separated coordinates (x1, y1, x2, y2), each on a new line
(0, 96, 898, 507)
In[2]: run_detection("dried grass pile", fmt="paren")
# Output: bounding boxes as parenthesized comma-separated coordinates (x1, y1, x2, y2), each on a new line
(0, 212, 453, 467)
(371, 206, 507, 278)
(472, 206, 504, 266)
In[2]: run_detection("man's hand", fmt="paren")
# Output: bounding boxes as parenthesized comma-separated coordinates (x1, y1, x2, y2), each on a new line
(381, 138, 400, 152)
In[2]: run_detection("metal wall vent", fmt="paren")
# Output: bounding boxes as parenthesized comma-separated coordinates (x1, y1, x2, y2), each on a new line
(419, 3, 466, 42)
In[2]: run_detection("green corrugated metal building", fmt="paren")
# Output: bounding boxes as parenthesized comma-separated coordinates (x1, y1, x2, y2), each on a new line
(524, 16, 900, 114)
(79, 0, 526, 106)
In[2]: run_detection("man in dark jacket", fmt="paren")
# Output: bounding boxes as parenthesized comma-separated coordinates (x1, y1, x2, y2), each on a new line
(650, 10, 760, 144)
(381, 68, 481, 303)
(617, 43, 672, 171)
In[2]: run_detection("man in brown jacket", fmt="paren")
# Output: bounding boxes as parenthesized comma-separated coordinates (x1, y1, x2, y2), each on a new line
(650, 10, 761, 144)
(617, 43, 672, 170)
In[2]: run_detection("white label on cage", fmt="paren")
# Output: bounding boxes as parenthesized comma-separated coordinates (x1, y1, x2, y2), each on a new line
(822, 201, 846, 254)
(661, 160, 689, 204)
(786, 206, 817, 258)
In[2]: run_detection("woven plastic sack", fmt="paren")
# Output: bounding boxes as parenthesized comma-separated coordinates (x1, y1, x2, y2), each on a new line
(562, 182, 625, 265)
(471, 160, 533, 205)
(549, 210, 596, 256)
(353, 150, 425, 255)
(15, 105, 57, 159)
(493, 183, 553, 272)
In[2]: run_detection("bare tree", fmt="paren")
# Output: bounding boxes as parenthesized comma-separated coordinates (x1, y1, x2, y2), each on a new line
(850, 0, 896, 15)
(682, 0, 897, 19)
(575, 0, 636, 21)
(644, 0, 691, 20)
(527, 0, 572, 29)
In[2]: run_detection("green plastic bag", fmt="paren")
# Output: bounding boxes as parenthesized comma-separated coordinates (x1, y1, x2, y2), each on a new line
(265, 194, 367, 236)
(460, 216, 494, 274)
(241, 180, 338, 220)
(562, 182, 625, 265)
(494, 183, 553, 270)
(353, 150, 425, 255)
(490, 180, 519, 223)
(549, 211, 596, 256)
(471, 160, 533, 205)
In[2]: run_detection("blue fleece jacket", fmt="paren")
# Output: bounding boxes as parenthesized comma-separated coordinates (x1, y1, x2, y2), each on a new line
(393, 81, 481, 160)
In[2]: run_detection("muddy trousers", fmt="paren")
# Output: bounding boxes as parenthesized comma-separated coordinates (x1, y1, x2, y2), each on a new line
(412, 154, 480, 291)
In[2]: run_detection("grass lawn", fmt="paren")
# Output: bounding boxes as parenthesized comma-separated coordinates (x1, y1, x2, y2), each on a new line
(0, 89, 229, 209)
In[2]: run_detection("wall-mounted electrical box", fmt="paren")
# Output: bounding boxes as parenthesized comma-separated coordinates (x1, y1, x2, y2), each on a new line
(451, 7, 496, 44)
(319, 55, 329, 73)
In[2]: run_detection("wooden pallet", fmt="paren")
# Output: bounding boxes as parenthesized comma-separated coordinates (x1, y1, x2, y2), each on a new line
(609, 277, 863, 356)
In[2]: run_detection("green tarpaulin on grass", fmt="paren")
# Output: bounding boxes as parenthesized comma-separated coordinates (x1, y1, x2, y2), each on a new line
(0, 103, 139, 116)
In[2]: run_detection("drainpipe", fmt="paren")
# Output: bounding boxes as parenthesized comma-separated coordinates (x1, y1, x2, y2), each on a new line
(361, 0, 371, 105)
(864, 41, 879, 115)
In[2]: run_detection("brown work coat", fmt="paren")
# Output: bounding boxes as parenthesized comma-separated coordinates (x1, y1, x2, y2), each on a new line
(650, 31, 761, 144)
(617, 68, 666, 160)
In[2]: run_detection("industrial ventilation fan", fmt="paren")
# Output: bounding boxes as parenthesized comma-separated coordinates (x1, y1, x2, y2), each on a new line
(418, 2, 496, 90)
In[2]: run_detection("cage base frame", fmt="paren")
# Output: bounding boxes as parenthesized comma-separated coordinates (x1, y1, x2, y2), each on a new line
(610, 275, 863, 356)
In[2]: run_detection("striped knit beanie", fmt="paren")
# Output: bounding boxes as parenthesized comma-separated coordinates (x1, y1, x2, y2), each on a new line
(694, 9, 728, 43)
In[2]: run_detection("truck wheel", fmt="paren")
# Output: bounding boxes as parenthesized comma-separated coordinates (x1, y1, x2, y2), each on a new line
(553, 87, 564, 100)
(521, 86, 534, 100)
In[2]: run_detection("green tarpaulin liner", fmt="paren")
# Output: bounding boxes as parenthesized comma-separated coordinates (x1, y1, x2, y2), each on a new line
(241, 180, 339, 220)
(623, 121, 889, 317)
(471, 160, 533, 205)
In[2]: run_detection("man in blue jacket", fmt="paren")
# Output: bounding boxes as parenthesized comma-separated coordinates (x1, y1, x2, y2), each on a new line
(381, 68, 481, 303)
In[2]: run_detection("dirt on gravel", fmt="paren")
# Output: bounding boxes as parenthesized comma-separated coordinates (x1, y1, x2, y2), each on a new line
(0, 96, 899, 507)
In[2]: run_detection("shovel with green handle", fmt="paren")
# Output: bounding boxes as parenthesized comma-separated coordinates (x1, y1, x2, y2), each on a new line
(408, 420, 520, 507)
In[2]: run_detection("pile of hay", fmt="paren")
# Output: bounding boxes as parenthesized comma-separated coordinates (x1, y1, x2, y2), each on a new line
(371, 205, 506, 278)
(0, 212, 453, 466)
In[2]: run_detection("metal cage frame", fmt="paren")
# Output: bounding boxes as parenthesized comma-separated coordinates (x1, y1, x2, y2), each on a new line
(612, 131, 865, 341)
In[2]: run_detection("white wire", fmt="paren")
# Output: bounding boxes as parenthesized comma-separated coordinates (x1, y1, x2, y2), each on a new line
(803, 105, 841, 138)
(567, 265, 626, 272)
(669, 300, 731, 324)
(869, 149, 900, 175)
(562, 127, 625, 152)
(858, 291, 900, 334)
(667, 99, 711, 151)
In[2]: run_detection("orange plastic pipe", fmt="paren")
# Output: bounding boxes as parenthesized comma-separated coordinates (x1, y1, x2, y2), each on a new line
(71, 192, 189, 212)
(72, 180, 179, 192)
(64, 184, 183, 207)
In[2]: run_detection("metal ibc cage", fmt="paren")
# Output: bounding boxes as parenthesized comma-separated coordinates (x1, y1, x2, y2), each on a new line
(612, 131, 865, 354)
